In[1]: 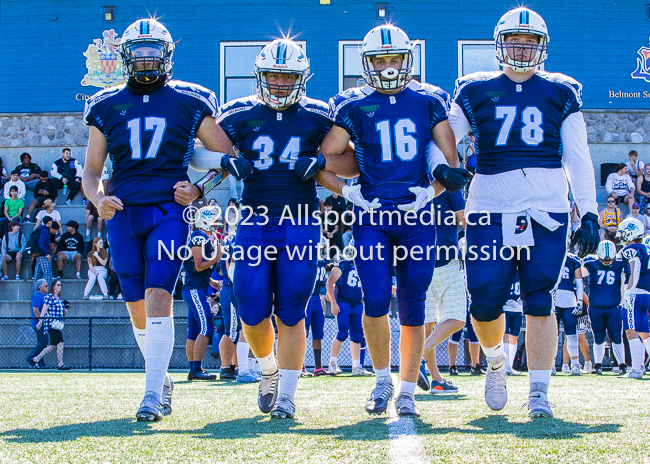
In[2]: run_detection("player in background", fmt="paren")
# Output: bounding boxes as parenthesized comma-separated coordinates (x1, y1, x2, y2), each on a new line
(303, 252, 330, 376)
(217, 234, 242, 380)
(182, 207, 223, 381)
(325, 246, 372, 376)
(420, 190, 466, 393)
(429, 7, 599, 417)
(617, 218, 650, 379)
(554, 253, 584, 375)
(503, 270, 523, 375)
(82, 19, 230, 421)
(314, 25, 469, 418)
(189, 39, 358, 419)
(581, 240, 626, 375)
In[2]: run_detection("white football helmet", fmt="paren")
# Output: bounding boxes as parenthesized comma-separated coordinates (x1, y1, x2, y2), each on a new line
(360, 25, 414, 91)
(617, 217, 645, 244)
(120, 19, 174, 81)
(254, 39, 312, 109)
(194, 206, 221, 232)
(494, 7, 549, 73)
(597, 240, 617, 263)
(342, 238, 356, 260)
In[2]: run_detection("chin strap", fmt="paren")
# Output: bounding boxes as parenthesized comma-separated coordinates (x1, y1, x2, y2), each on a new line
(127, 76, 167, 95)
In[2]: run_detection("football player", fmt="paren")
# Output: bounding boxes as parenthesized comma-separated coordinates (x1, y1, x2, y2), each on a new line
(303, 251, 329, 376)
(182, 207, 223, 381)
(618, 218, 650, 379)
(503, 270, 523, 375)
(581, 240, 626, 375)
(554, 252, 585, 375)
(325, 246, 371, 376)
(191, 39, 357, 419)
(217, 234, 242, 380)
(429, 7, 599, 418)
(82, 19, 228, 421)
(315, 25, 469, 417)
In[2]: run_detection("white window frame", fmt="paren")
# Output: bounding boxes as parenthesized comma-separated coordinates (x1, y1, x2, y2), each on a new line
(220, 40, 306, 105)
(338, 40, 425, 93)
(458, 39, 543, 77)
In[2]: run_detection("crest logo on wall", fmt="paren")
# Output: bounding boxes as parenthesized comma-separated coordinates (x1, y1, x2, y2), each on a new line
(81, 29, 126, 88)
(631, 37, 650, 83)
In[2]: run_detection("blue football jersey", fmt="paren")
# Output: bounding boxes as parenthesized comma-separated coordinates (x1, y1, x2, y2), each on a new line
(182, 230, 215, 290)
(621, 243, 650, 292)
(558, 254, 582, 292)
(220, 243, 234, 288)
(329, 81, 449, 202)
(583, 256, 624, 308)
(453, 71, 582, 175)
(432, 190, 465, 268)
(312, 259, 328, 296)
(508, 269, 521, 301)
(218, 96, 331, 217)
(83, 80, 219, 206)
(335, 259, 363, 304)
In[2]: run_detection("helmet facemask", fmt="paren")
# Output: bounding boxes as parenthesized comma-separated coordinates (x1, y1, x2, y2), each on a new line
(495, 33, 547, 73)
(255, 69, 311, 109)
(362, 51, 414, 91)
(121, 39, 174, 81)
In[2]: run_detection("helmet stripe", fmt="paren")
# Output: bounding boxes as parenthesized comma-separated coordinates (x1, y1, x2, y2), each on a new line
(519, 10, 529, 25)
(381, 28, 392, 45)
(276, 42, 287, 65)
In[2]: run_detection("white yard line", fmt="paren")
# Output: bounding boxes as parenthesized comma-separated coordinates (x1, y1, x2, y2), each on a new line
(387, 404, 428, 464)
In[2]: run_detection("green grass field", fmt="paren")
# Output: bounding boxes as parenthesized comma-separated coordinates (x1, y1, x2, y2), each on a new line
(0, 371, 648, 463)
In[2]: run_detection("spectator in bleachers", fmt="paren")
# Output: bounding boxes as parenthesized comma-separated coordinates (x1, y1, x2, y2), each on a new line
(23, 170, 57, 223)
(55, 220, 84, 279)
(50, 148, 83, 205)
(1, 221, 25, 280)
(3, 169, 26, 200)
(325, 191, 347, 218)
(0, 186, 24, 235)
(83, 237, 108, 300)
(626, 203, 650, 231)
(106, 253, 122, 300)
(32, 279, 70, 370)
(644, 206, 650, 235)
(15, 152, 42, 191)
(25, 279, 49, 367)
(34, 199, 62, 230)
(625, 150, 644, 183)
(464, 131, 477, 174)
(322, 198, 343, 257)
(32, 216, 58, 293)
(605, 163, 635, 212)
(341, 202, 354, 249)
(598, 196, 622, 242)
(0, 156, 9, 187)
(84, 200, 104, 241)
(635, 164, 650, 212)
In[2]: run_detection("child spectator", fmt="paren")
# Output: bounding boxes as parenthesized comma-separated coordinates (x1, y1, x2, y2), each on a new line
(625, 150, 644, 182)
(15, 152, 42, 191)
(1, 221, 26, 280)
(23, 170, 58, 223)
(55, 220, 84, 279)
(3, 169, 25, 200)
(0, 186, 24, 235)
(605, 163, 635, 212)
(50, 148, 83, 204)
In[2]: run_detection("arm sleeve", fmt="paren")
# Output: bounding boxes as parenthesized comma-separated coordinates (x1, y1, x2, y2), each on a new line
(189, 146, 227, 172)
(605, 174, 613, 195)
(50, 162, 62, 180)
(425, 103, 471, 174)
(1, 237, 6, 256)
(75, 162, 83, 178)
(38, 228, 50, 255)
(628, 175, 635, 191)
(78, 236, 85, 254)
(561, 112, 598, 217)
(576, 278, 584, 301)
(18, 182, 25, 200)
(19, 234, 27, 255)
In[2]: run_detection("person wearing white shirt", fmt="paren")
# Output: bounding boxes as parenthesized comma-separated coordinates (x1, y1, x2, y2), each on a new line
(3, 170, 26, 200)
(605, 164, 635, 211)
(34, 199, 62, 230)
(625, 150, 644, 182)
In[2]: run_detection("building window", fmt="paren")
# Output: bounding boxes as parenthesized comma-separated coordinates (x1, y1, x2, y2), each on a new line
(220, 41, 307, 104)
(339, 40, 424, 92)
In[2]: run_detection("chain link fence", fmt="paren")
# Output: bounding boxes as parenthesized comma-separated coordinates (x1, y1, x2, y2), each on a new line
(0, 317, 618, 371)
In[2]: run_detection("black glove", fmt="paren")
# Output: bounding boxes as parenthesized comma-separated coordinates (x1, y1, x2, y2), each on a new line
(432, 165, 472, 193)
(294, 154, 326, 181)
(570, 212, 599, 258)
(220, 154, 253, 181)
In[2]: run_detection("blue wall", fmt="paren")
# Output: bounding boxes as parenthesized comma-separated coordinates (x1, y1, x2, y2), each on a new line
(1, 0, 649, 113)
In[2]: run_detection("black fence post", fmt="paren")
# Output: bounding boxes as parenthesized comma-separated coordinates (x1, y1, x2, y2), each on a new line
(88, 318, 93, 372)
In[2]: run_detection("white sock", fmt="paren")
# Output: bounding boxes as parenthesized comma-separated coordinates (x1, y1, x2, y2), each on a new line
(399, 380, 416, 399)
(278, 369, 301, 401)
(643, 338, 650, 357)
(594, 343, 605, 364)
(236, 342, 250, 375)
(503, 342, 511, 364)
(375, 366, 391, 383)
(529, 369, 551, 387)
(612, 343, 625, 365)
(329, 356, 338, 366)
(566, 334, 579, 358)
(144, 316, 174, 403)
(482, 341, 504, 363)
(508, 343, 517, 368)
(352, 359, 361, 369)
(248, 357, 257, 373)
(132, 324, 146, 357)
(629, 338, 644, 372)
(256, 351, 277, 375)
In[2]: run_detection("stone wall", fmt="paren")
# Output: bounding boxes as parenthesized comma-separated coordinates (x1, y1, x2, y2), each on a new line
(584, 111, 650, 144)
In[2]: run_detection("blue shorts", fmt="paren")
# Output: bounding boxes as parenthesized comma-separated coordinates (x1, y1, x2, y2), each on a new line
(233, 216, 320, 327)
(107, 202, 189, 302)
(450, 307, 478, 344)
(589, 306, 623, 345)
(305, 294, 325, 340)
(221, 284, 241, 344)
(336, 301, 364, 343)
(555, 307, 578, 336)
(466, 212, 569, 322)
(182, 288, 214, 340)
(353, 204, 436, 327)
(623, 293, 650, 333)
(505, 311, 523, 336)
